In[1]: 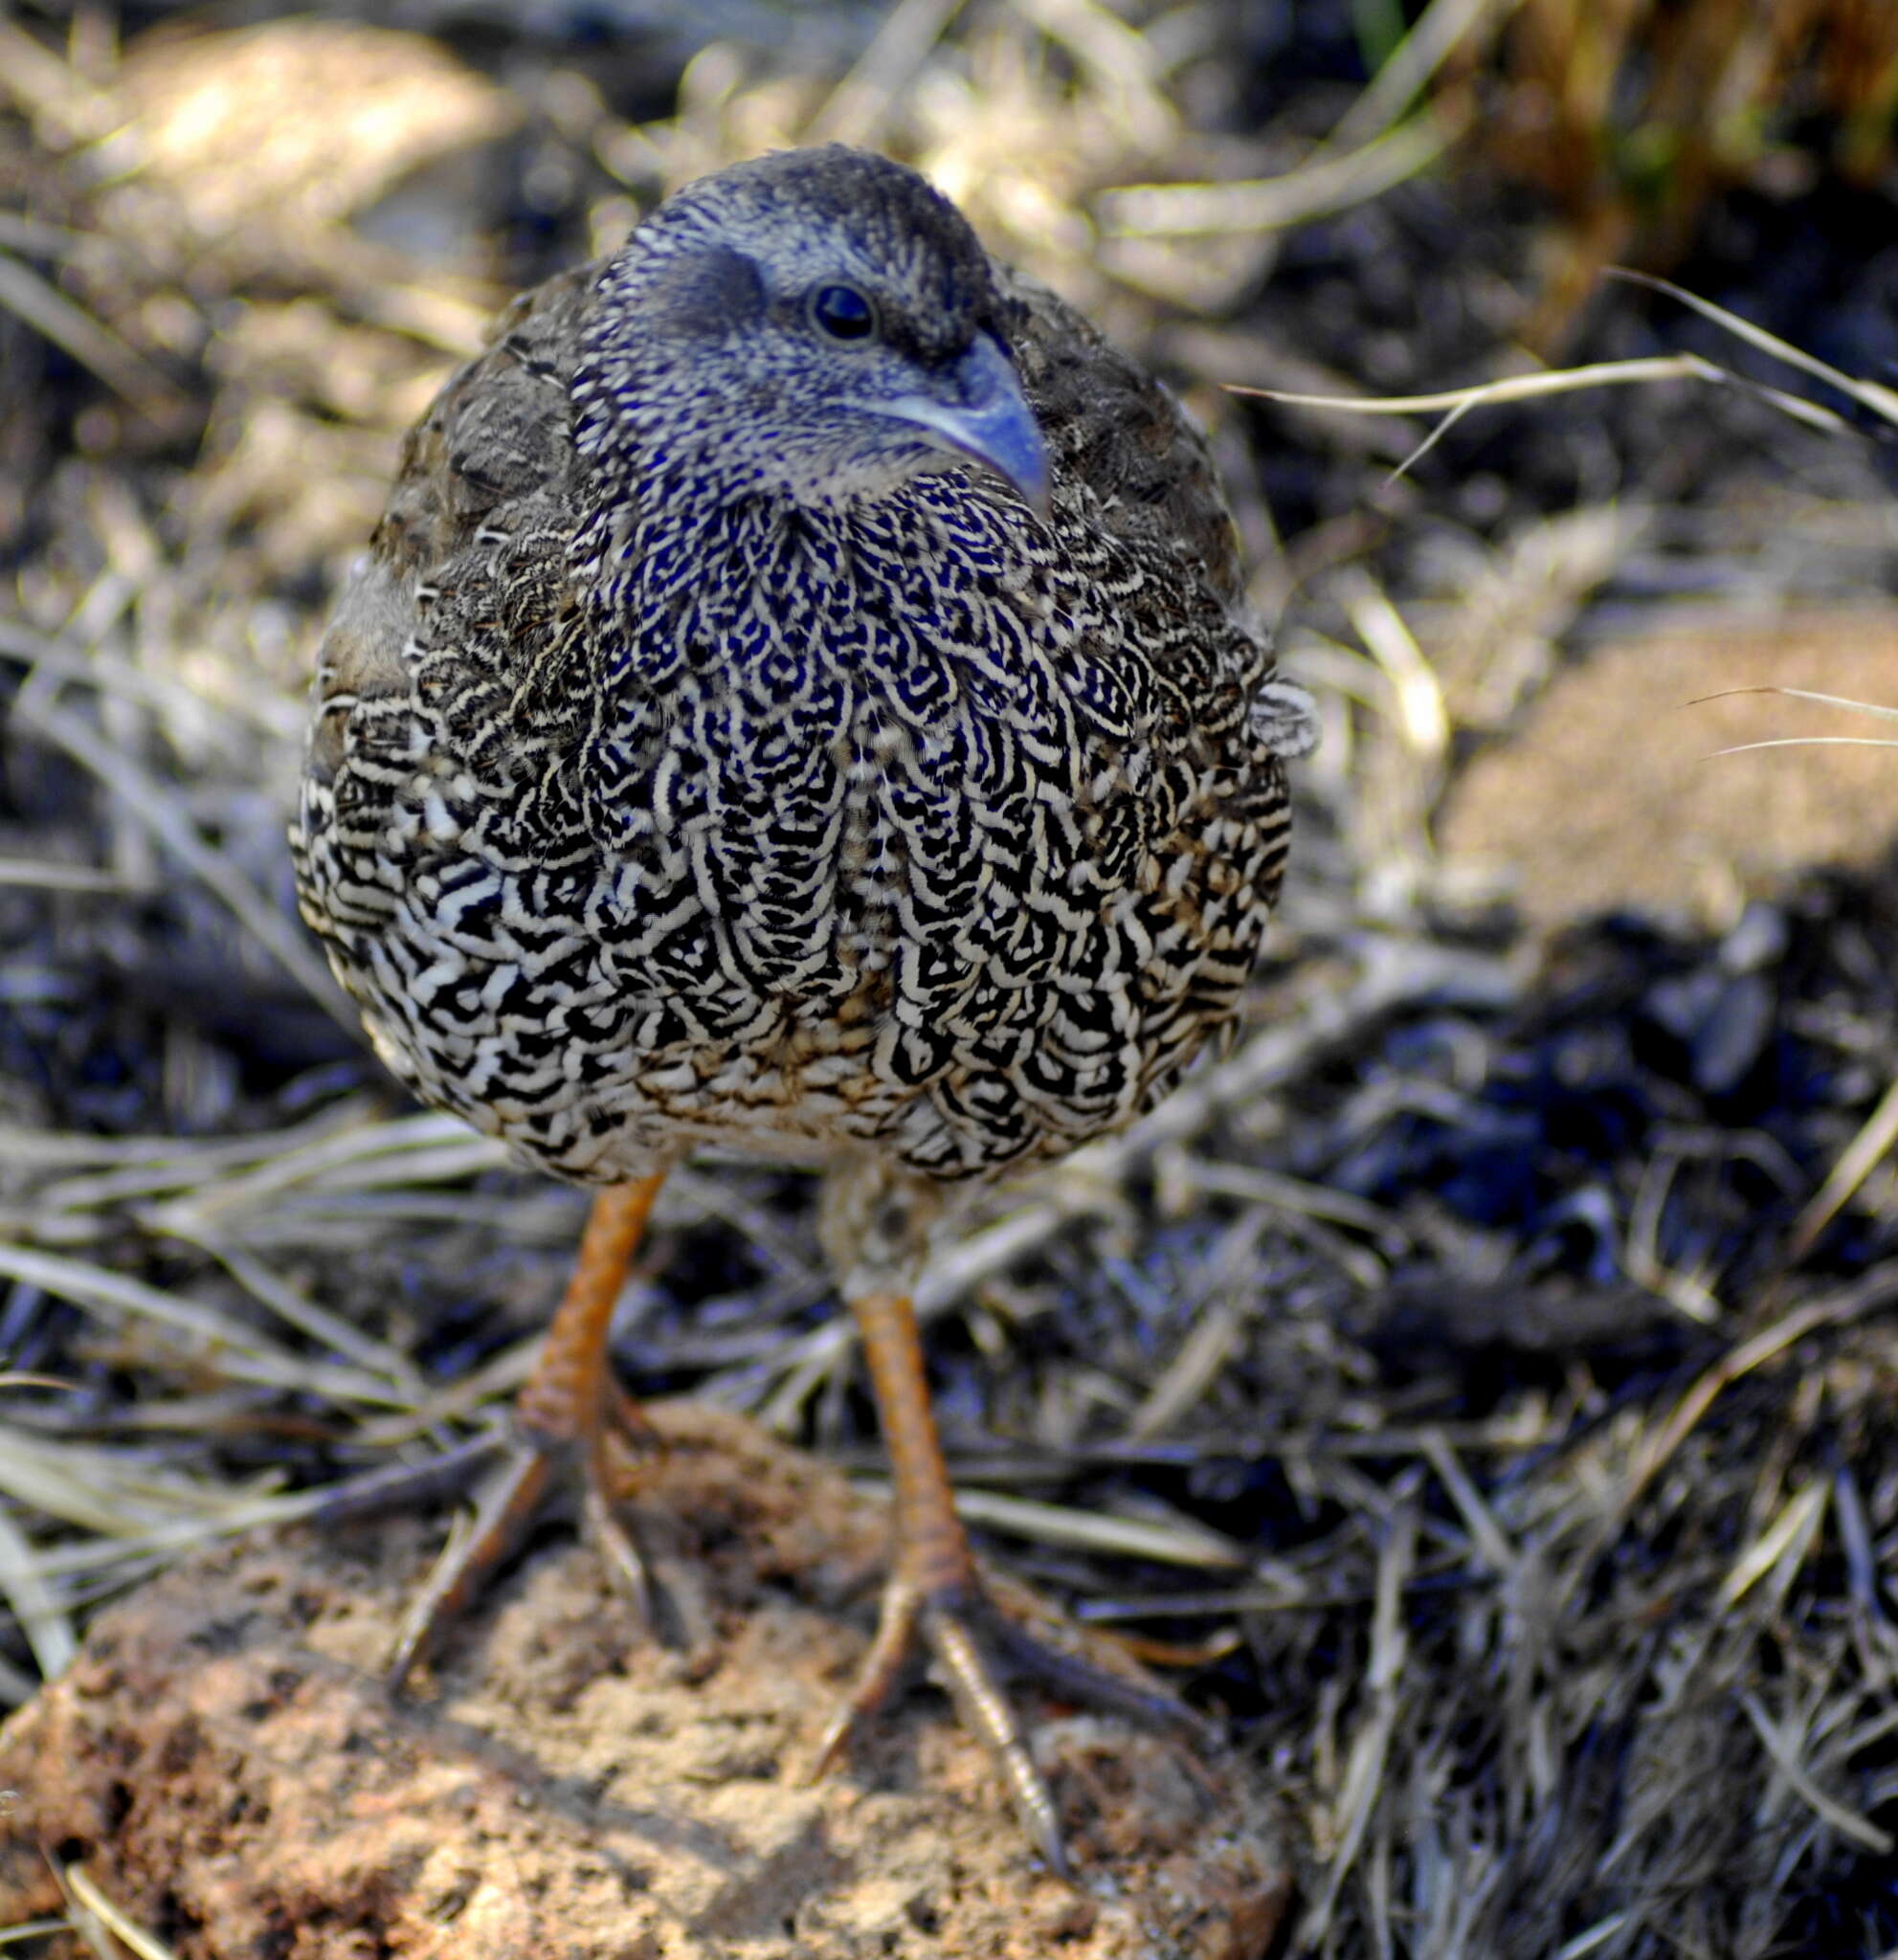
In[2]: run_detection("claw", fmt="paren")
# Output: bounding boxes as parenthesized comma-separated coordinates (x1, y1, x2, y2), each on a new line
(389, 1437, 555, 1687)
(989, 1615, 1219, 1747)
(927, 1604, 1066, 1877)
(803, 1567, 1206, 1879)
(583, 1425, 656, 1626)
(801, 1571, 923, 1784)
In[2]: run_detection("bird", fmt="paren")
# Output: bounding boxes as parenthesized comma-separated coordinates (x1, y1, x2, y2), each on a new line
(291, 144, 1315, 1868)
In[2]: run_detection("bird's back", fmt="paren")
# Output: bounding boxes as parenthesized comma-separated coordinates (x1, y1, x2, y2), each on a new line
(294, 190, 1303, 1189)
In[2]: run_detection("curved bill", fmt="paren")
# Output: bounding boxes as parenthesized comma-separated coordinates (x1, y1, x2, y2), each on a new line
(868, 331, 1052, 515)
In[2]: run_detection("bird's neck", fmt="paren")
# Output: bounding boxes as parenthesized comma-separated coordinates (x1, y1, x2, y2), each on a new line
(571, 458, 1013, 709)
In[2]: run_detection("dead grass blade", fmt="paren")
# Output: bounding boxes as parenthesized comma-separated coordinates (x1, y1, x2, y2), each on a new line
(808, 0, 967, 146)
(188, 1238, 421, 1388)
(0, 859, 128, 892)
(1606, 267, 1898, 430)
(0, 1243, 410, 1407)
(1706, 736, 1898, 756)
(1302, 1499, 1418, 1943)
(10, 695, 354, 1028)
(0, 1423, 277, 1540)
(1740, 1690, 1895, 1856)
(58, 1863, 179, 1960)
(1340, 569, 1448, 764)
(1420, 1429, 1517, 1574)
(0, 248, 192, 425)
(1101, 111, 1459, 238)
(1619, 1261, 1898, 1526)
(1692, 685, 1898, 724)
(1230, 355, 1731, 417)
(849, 1481, 1251, 1570)
(1231, 350, 1849, 484)
(1694, 685, 1898, 758)
(1332, 0, 1520, 147)
(138, 1112, 511, 1246)
(1717, 1476, 1827, 1614)
(25, 1482, 370, 1587)
(1015, 0, 1176, 153)
(1787, 1075, 1898, 1266)
(0, 1503, 76, 1682)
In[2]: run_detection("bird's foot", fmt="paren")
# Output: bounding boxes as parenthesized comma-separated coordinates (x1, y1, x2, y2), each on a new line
(803, 1562, 1212, 1877)
(388, 1379, 661, 1689)
(389, 1175, 671, 1689)
(822, 1283, 1217, 1871)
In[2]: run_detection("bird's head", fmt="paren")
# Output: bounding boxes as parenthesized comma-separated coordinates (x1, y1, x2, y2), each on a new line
(574, 146, 1049, 515)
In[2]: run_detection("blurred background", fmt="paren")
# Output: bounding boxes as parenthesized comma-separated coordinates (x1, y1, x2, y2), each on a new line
(5, 1, 1898, 1951)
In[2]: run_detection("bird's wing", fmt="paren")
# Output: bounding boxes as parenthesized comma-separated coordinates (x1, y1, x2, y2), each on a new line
(304, 260, 601, 782)
(994, 264, 1246, 606)
(378, 260, 597, 587)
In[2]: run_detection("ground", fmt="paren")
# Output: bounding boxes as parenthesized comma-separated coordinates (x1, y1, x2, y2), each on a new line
(0, 1406, 1287, 1959)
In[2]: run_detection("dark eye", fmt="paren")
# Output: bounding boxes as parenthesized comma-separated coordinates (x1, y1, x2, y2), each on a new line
(811, 284, 876, 342)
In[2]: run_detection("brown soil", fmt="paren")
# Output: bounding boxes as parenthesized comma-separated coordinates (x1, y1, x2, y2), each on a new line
(1438, 609, 1898, 928)
(0, 1404, 1288, 1960)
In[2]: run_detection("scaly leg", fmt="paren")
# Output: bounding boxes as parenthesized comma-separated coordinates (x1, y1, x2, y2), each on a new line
(389, 1171, 667, 1686)
(806, 1289, 1201, 1875)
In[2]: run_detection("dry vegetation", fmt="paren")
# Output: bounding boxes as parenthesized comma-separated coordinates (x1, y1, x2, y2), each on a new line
(4, 1, 1898, 1954)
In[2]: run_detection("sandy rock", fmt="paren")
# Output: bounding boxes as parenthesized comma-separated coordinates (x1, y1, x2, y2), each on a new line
(1438, 611, 1898, 930)
(0, 1403, 1288, 1959)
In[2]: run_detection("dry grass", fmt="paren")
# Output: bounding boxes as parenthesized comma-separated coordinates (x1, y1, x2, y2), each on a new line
(1473, 0, 1898, 345)
(4, 4, 1898, 1955)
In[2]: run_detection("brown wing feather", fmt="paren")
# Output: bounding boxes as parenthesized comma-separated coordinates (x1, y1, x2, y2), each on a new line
(303, 262, 599, 786)
(996, 265, 1244, 604)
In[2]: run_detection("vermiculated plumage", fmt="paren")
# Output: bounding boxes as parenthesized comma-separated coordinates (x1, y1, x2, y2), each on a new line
(295, 151, 1306, 1192)
(291, 145, 1313, 1864)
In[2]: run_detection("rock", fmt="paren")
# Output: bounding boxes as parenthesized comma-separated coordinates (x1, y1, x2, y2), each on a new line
(0, 1403, 1288, 1959)
(1438, 612, 1898, 930)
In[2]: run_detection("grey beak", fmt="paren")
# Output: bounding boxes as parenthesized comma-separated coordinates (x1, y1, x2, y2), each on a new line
(871, 331, 1052, 516)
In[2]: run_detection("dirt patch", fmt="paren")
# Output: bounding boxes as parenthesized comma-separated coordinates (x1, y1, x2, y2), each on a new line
(1439, 610, 1898, 928)
(0, 1403, 1288, 1960)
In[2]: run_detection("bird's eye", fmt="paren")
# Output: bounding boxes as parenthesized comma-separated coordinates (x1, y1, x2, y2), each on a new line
(811, 284, 876, 342)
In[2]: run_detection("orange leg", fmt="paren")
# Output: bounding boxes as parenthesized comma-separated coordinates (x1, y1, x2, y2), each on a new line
(806, 1290, 1201, 1876)
(389, 1172, 667, 1686)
